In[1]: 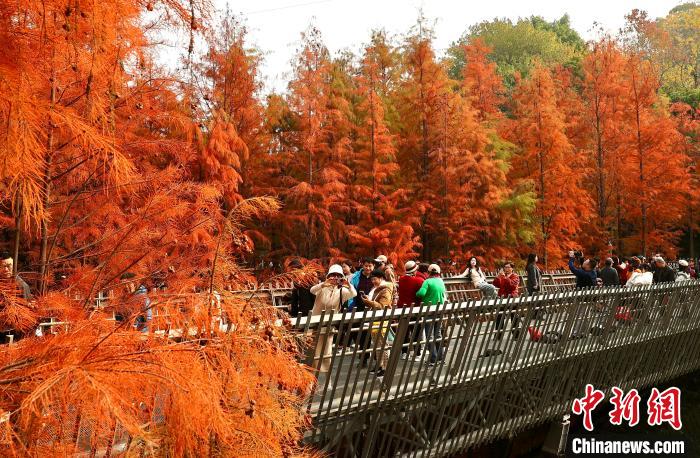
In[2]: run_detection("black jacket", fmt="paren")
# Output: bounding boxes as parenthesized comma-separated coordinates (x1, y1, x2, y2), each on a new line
(526, 263, 542, 294)
(598, 266, 620, 287)
(653, 266, 676, 284)
(290, 284, 315, 317)
(569, 259, 597, 288)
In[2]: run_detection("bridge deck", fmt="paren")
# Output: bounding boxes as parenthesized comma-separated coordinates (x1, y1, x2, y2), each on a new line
(295, 282, 700, 457)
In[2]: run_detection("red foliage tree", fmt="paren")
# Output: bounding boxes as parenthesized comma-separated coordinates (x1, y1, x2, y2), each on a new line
(508, 64, 592, 267)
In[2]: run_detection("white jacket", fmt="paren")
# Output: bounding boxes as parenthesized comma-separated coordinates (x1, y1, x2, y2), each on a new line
(462, 267, 487, 286)
(626, 271, 653, 286)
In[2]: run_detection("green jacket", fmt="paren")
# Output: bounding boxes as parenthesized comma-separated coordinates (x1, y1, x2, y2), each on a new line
(415, 277, 446, 305)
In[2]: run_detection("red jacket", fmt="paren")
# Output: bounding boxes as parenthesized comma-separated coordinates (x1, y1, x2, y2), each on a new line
(415, 271, 429, 280)
(615, 265, 630, 285)
(397, 274, 425, 307)
(493, 273, 520, 298)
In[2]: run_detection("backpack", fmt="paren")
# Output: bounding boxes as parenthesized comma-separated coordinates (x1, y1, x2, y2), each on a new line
(527, 326, 542, 342)
(615, 306, 632, 322)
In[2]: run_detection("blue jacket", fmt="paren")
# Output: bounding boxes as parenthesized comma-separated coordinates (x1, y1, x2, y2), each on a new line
(569, 259, 597, 288)
(347, 271, 363, 310)
(348, 270, 373, 311)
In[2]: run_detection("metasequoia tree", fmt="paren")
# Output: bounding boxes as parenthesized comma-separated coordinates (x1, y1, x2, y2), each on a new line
(579, 40, 628, 249)
(617, 53, 688, 255)
(276, 27, 352, 259)
(672, 102, 700, 258)
(0, 1, 314, 455)
(345, 41, 418, 264)
(200, 13, 268, 201)
(508, 64, 592, 267)
(395, 30, 451, 261)
(461, 38, 505, 123)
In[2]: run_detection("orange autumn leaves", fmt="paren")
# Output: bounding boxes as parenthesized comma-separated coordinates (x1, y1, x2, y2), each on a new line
(0, 1, 312, 456)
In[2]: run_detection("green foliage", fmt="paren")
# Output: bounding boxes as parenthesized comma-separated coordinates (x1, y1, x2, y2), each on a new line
(497, 184, 538, 244)
(529, 14, 587, 52)
(446, 16, 585, 87)
(663, 86, 700, 108)
(669, 2, 699, 15)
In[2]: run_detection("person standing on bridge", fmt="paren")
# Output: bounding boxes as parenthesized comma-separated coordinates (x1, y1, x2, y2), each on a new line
(1, 251, 31, 301)
(397, 260, 425, 360)
(375, 254, 397, 305)
(568, 251, 597, 288)
(598, 258, 620, 287)
(416, 263, 430, 280)
(493, 262, 521, 340)
(652, 257, 676, 283)
(350, 257, 376, 312)
(687, 259, 697, 278)
(360, 269, 394, 377)
(676, 260, 692, 282)
(349, 258, 376, 365)
(415, 264, 447, 366)
(309, 265, 357, 373)
(525, 253, 542, 295)
(626, 263, 653, 286)
(613, 257, 630, 285)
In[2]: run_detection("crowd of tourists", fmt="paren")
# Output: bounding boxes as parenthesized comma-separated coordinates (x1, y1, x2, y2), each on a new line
(290, 251, 698, 379)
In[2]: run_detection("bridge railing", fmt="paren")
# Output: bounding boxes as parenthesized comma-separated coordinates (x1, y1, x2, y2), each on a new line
(293, 281, 700, 457)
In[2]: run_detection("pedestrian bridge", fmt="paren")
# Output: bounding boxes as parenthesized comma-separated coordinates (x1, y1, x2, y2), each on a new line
(293, 281, 700, 457)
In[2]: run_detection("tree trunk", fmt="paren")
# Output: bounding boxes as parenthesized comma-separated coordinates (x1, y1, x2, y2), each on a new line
(39, 51, 58, 295)
(12, 198, 22, 275)
(631, 70, 647, 256)
(690, 205, 695, 259)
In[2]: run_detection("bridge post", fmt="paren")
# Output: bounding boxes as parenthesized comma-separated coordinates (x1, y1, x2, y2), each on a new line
(382, 307, 409, 391)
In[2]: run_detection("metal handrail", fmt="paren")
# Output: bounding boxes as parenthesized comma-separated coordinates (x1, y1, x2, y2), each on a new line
(295, 281, 700, 456)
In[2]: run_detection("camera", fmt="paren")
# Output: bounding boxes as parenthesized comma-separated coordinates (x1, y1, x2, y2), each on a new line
(574, 251, 583, 258)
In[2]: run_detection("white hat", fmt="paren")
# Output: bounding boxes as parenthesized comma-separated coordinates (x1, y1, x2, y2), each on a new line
(428, 263, 441, 274)
(404, 260, 418, 274)
(374, 255, 388, 264)
(326, 264, 344, 278)
(679, 259, 689, 267)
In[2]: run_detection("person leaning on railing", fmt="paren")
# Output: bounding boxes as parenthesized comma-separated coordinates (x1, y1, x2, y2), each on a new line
(461, 256, 497, 298)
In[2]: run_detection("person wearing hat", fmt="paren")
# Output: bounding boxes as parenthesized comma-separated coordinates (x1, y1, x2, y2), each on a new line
(308, 264, 357, 373)
(415, 264, 447, 365)
(676, 260, 692, 282)
(397, 260, 426, 360)
(360, 269, 394, 377)
(652, 257, 676, 283)
(398, 261, 424, 307)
